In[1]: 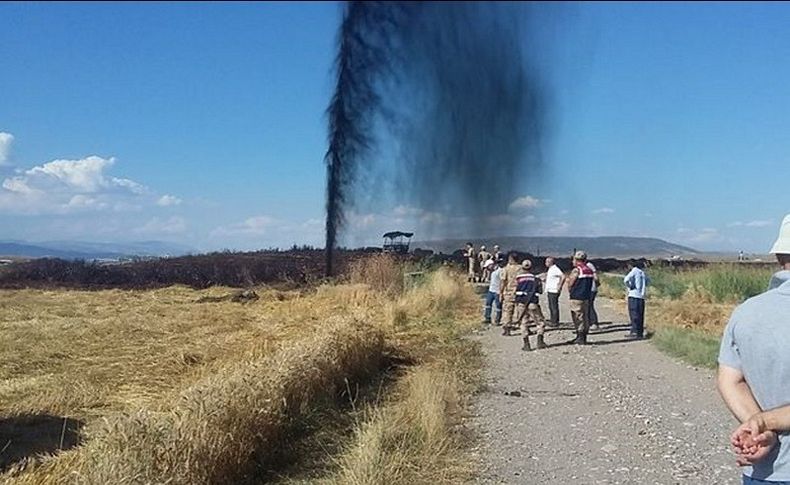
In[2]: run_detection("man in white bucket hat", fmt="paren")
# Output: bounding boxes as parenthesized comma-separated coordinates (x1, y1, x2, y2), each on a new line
(768, 215, 790, 290)
(717, 214, 790, 484)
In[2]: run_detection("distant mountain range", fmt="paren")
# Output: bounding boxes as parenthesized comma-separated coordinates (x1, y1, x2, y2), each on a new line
(412, 236, 700, 258)
(0, 240, 194, 260)
(0, 236, 700, 261)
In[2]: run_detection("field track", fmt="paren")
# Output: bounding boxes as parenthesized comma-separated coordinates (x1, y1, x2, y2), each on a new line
(470, 294, 739, 484)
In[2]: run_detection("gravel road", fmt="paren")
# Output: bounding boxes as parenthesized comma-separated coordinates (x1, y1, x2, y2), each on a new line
(469, 294, 741, 484)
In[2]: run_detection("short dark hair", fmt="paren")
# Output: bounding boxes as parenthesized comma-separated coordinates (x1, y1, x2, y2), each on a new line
(778, 254, 790, 266)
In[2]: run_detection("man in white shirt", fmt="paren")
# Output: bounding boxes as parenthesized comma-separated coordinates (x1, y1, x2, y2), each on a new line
(543, 257, 565, 327)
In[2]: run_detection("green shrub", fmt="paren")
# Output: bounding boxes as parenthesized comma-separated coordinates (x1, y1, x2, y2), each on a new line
(685, 265, 773, 303)
(651, 326, 721, 369)
(646, 267, 689, 300)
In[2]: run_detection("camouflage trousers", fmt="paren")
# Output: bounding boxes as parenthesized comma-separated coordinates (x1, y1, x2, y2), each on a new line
(502, 299, 545, 336)
(569, 299, 590, 334)
(517, 302, 546, 336)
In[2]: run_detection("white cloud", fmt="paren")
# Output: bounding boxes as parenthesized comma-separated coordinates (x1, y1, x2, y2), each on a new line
(392, 205, 422, 217)
(157, 194, 183, 207)
(209, 215, 327, 249)
(212, 215, 279, 237)
(677, 226, 720, 243)
(0, 132, 14, 165)
(0, 154, 179, 215)
(0, 155, 144, 214)
(508, 195, 543, 212)
(348, 212, 377, 228)
(24, 156, 124, 192)
(546, 221, 571, 235)
(745, 220, 772, 228)
(728, 220, 773, 228)
(0, 135, 182, 215)
(592, 207, 615, 214)
(135, 216, 188, 235)
(66, 194, 108, 210)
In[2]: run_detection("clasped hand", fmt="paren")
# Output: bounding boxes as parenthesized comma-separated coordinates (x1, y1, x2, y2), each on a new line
(731, 414, 778, 466)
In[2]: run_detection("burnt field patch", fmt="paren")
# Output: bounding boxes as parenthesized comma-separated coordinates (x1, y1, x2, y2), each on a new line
(0, 249, 366, 290)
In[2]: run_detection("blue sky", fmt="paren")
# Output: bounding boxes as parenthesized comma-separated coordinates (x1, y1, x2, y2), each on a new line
(1, 2, 788, 252)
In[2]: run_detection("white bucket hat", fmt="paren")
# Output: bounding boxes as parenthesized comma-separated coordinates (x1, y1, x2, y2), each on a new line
(770, 214, 790, 254)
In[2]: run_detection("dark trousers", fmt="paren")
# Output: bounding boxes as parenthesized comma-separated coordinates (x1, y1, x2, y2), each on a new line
(628, 297, 645, 337)
(587, 291, 599, 325)
(547, 292, 560, 325)
(484, 291, 501, 324)
(743, 475, 790, 485)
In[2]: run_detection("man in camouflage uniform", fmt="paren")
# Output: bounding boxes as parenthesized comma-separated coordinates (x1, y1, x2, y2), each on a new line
(499, 253, 523, 336)
(513, 259, 547, 351)
(465, 242, 477, 282)
(478, 245, 492, 282)
(566, 250, 595, 345)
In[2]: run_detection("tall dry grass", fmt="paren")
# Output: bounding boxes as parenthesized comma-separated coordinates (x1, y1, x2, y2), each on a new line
(312, 269, 481, 485)
(0, 285, 374, 421)
(0, 284, 389, 483)
(648, 288, 735, 335)
(6, 321, 383, 484)
(1, 257, 481, 484)
(327, 365, 471, 485)
(347, 253, 405, 296)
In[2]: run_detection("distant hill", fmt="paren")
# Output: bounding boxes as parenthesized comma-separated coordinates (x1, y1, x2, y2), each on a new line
(0, 240, 193, 260)
(412, 236, 700, 258)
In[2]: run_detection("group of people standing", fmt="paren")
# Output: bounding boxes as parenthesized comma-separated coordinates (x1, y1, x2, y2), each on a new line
(480, 247, 651, 349)
(465, 243, 503, 283)
(466, 215, 790, 484)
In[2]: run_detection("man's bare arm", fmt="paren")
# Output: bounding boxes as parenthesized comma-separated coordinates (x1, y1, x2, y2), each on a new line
(717, 364, 762, 423)
(755, 406, 790, 432)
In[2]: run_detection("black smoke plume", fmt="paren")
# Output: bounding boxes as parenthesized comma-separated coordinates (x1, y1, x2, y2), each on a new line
(324, 2, 546, 275)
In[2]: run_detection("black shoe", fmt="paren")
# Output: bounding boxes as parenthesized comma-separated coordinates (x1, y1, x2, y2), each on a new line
(536, 335, 547, 350)
(522, 337, 532, 351)
(566, 333, 582, 345)
(624, 333, 643, 341)
(574, 332, 588, 345)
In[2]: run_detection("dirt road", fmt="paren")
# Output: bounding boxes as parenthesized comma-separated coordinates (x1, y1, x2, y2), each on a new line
(469, 294, 741, 484)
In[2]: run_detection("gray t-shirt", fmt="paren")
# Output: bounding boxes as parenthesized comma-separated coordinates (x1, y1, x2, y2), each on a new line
(718, 275, 790, 481)
(769, 270, 790, 291)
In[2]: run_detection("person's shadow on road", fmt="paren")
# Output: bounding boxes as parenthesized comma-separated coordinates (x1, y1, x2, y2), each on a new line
(543, 323, 652, 348)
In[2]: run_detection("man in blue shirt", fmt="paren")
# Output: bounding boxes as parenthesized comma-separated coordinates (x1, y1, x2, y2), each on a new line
(623, 260, 649, 339)
(483, 259, 505, 325)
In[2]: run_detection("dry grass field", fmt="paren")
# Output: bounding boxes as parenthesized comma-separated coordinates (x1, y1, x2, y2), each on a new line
(0, 254, 480, 484)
